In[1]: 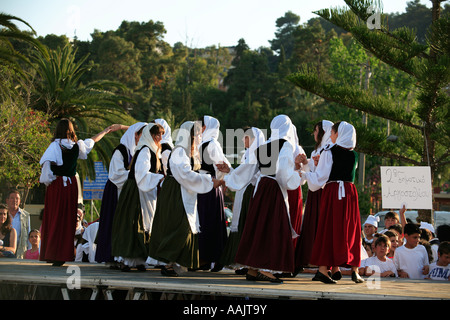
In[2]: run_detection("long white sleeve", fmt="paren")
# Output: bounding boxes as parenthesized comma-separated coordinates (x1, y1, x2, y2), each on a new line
(170, 148, 214, 194)
(134, 148, 164, 192)
(303, 149, 333, 192)
(205, 139, 233, 180)
(108, 149, 129, 189)
(39, 161, 57, 186)
(224, 163, 258, 191)
(77, 139, 95, 159)
(276, 142, 301, 191)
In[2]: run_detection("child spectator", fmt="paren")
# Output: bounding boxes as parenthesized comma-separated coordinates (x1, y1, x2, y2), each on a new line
(426, 241, 450, 281)
(382, 211, 400, 232)
(364, 234, 397, 277)
(24, 229, 40, 260)
(388, 224, 404, 245)
(394, 223, 429, 279)
(363, 215, 379, 243)
(384, 230, 399, 259)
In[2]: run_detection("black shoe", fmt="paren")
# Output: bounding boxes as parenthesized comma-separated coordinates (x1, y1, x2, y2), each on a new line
(211, 263, 223, 272)
(292, 267, 304, 277)
(256, 272, 283, 283)
(312, 271, 337, 284)
(351, 271, 364, 283)
(161, 266, 178, 277)
(235, 268, 248, 275)
(120, 265, 131, 272)
(51, 261, 65, 267)
(136, 265, 147, 272)
(331, 271, 342, 281)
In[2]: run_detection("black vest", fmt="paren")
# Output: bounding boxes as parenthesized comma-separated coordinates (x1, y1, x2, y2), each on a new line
(255, 139, 287, 177)
(113, 144, 131, 170)
(50, 143, 79, 177)
(327, 145, 358, 183)
(199, 140, 215, 175)
(166, 148, 195, 177)
(128, 146, 159, 180)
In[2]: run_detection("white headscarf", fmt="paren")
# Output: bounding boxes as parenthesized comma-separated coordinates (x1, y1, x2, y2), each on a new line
(120, 122, 147, 156)
(335, 121, 356, 149)
(135, 123, 162, 172)
(155, 118, 174, 148)
(268, 114, 296, 147)
(242, 127, 265, 164)
(201, 115, 220, 143)
(173, 121, 201, 171)
(320, 120, 334, 150)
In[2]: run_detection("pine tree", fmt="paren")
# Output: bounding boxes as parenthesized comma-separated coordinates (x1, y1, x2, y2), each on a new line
(287, 0, 449, 223)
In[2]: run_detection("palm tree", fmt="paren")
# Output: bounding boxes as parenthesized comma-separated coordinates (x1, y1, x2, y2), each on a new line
(0, 12, 48, 77)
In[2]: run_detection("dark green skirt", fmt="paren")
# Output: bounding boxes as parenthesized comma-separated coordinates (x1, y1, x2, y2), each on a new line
(219, 183, 254, 267)
(111, 178, 148, 260)
(148, 176, 199, 269)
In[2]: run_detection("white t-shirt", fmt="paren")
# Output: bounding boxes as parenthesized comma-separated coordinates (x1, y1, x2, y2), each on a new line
(363, 256, 398, 277)
(426, 262, 450, 281)
(393, 244, 429, 279)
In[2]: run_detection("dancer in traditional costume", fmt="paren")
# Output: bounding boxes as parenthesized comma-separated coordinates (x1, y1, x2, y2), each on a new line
(111, 123, 165, 271)
(294, 120, 333, 274)
(39, 118, 118, 266)
(217, 127, 265, 270)
(300, 121, 364, 284)
(155, 119, 174, 175)
(197, 116, 231, 270)
(148, 121, 222, 276)
(232, 115, 301, 283)
(287, 125, 306, 253)
(95, 122, 147, 265)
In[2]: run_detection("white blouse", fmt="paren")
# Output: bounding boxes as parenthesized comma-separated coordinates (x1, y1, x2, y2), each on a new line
(39, 139, 95, 185)
(169, 147, 214, 234)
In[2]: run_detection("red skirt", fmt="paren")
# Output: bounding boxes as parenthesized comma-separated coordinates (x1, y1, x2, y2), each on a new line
(309, 182, 361, 268)
(288, 187, 303, 248)
(235, 177, 295, 272)
(295, 188, 322, 267)
(40, 176, 78, 262)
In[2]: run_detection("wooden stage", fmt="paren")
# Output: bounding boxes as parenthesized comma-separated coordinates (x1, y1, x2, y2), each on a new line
(0, 259, 449, 301)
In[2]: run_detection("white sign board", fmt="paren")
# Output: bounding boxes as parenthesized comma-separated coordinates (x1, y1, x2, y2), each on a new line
(380, 166, 433, 210)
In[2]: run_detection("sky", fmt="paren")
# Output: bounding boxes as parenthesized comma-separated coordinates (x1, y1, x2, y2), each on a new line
(1, 0, 431, 49)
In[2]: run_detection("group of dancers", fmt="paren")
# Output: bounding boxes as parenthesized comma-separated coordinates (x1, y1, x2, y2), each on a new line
(38, 114, 364, 284)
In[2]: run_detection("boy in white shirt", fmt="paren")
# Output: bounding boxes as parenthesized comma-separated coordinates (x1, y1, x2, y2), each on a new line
(426, 241, 450, 281)
(364, 234, 397, 277)
(394, 223, 429, 279)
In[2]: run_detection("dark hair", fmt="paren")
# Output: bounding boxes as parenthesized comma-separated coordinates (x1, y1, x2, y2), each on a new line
(150, 123, 165, 137)
(420, 228, 432, 242)
(52, 118, 77, 142)
(374, 234, 391, 248)
(388, 224, 403, 235)
(198, 116, 205, 127)
(384, 230, 399, 238)
(385, 211, 400, 221)
(28, 229, 41, 238)
(438, 241, 450, 256)
(6, 189, 21, 199)
(0, 204, 12, 233)
(331, 121, 342, 134)
(313, 121, 325, 151)
(437, 225, 450, 242)
(404, 223, 421, 236)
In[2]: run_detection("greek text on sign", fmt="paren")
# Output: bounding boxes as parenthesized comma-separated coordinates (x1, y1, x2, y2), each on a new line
(380, 166, 433, 210)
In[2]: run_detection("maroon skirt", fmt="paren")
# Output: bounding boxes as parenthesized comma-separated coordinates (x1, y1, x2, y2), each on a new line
(295, 188, 322, 267)
(40, 176, 78, 262)
(288, 186, 303, 248)
(235, 177, 295, 272)
(309, 182, 361, 268)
